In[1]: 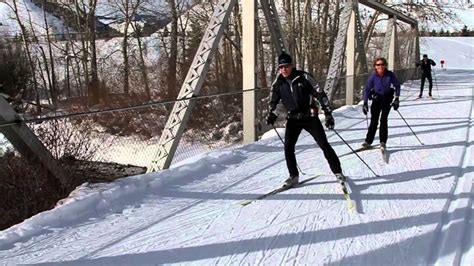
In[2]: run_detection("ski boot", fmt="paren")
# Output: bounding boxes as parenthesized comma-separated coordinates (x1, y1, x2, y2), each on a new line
(380, 142, 388, 163)
(283, 175, 299, 188)
(360, 142, 370, 150)
(335, 173, 346, 185)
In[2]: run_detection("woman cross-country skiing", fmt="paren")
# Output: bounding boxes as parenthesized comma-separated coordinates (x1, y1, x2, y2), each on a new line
(361, 57, 401, 151)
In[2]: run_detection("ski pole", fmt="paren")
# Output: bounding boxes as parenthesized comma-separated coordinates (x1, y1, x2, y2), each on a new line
(403, 78, 412, 95)
(271, 125, 306, 175)
(432, 68, 440, 98)
(396, 110, 424, 145)
(331, 129, 379, 177)
(365, 114, 369, 129)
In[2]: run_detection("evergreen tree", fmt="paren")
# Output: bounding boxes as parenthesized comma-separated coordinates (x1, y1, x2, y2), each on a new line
(461, 25, 469, 36)
(439, 29, 445, 36)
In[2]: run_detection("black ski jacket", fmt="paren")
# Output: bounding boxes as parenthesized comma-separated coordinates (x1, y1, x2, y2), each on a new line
(417, 58, 436, 75)
(269, 69, 332, 118)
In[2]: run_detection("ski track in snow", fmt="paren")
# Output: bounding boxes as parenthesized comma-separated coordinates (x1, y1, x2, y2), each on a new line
(427, 86, 474, 265)
(0, 69, 473, 265)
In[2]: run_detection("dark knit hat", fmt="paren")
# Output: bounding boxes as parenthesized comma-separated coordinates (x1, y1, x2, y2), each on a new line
(278, 52, 292, 67)
(423, 54, 428, 58)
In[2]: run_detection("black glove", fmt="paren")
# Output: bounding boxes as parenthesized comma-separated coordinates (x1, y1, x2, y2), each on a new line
(325, 114, 335, 129)
(266, 112, 277, 125)
(392, 98, 400, 111)
(362, 103, 369, 115)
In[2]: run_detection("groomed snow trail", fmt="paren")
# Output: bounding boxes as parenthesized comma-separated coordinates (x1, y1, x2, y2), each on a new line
(0, 70, 472, 265)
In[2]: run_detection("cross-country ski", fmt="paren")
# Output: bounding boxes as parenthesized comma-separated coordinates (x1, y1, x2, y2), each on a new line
(240, 175, 321, 206)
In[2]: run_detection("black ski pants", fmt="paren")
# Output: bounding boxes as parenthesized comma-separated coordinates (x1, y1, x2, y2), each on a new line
(284, 117, 342, 177)
(419, 72, 433, 97)
(365, 96, 393, 145)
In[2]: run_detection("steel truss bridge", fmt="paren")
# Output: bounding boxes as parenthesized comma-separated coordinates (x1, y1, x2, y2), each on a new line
(0, 0, 420, 183)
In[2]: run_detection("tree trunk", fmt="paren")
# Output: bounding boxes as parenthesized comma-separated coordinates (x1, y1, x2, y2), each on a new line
(122, 0, 130, 96)
(9, 0, 40, 113)
(42, 1, 57, 107)
(167, 0, 178, 100)
(134, 25, 151, 100)
(88, 1, 100, 104)
(38, 46, 53, 106)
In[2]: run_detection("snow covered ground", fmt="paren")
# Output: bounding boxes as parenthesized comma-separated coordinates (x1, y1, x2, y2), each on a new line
(0, 0, 70, 37)
(0, 37, 473, 264)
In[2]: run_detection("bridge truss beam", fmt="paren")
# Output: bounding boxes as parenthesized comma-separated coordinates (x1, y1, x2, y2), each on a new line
(148, 0, 238, 172)
(0, 97, 67, 186)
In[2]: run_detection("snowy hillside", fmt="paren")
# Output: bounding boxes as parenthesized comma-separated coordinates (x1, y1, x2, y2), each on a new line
(0, 0, 186, 36)
(1, 0, 472, 38)
(0, 0, 70, 37)
(420, 37, 473, 69)
(0, 38, 473, 264)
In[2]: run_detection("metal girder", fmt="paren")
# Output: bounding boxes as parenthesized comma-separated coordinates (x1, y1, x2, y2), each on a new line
(354, 8, 368, 74)
(345, 4, 368, 105)
(260, 0, 288, 54)
(359, 0, 417, 26)
(381, 17, 393, 59)
(405, 36, 414, 68)
(408, 26, 420, 79)
(148, 0, 237, 172)
(382, 16, 399, 70)
(242, 0, 287, 144)
(0, 97, 67, 186)
(324, 1, 354, 101)
(346, 9, 356, 105)
(359, 0, 418, 72)
(242, 0, 257, 144)
(323, 1, 373, 102)
(404, 27, 419, 69)
(412, 26, 420, 63)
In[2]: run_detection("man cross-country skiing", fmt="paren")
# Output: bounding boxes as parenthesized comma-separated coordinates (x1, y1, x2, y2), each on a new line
(265, 52, 345, 187)
(416, 54, 436, 99)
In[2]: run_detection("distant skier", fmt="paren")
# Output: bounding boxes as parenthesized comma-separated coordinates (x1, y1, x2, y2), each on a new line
(361, 57, 401, 151)
(416, 54, 436, 99)
(440, 59, 446, 71)
(266, 52, 345, 187)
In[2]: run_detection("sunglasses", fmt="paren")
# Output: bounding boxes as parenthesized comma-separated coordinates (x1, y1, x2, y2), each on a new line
(279, 65, 291, 69)
(375, 63, 385, 66)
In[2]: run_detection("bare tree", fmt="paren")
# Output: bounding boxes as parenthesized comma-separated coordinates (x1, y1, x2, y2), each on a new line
(166, 0, 179, 100)
(6, 0, 40, 113)
(42, 0, 58, 107)
(132, 23, 151, 99)
(113, 0, 145, 96)
(70, 0, 100, 105)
